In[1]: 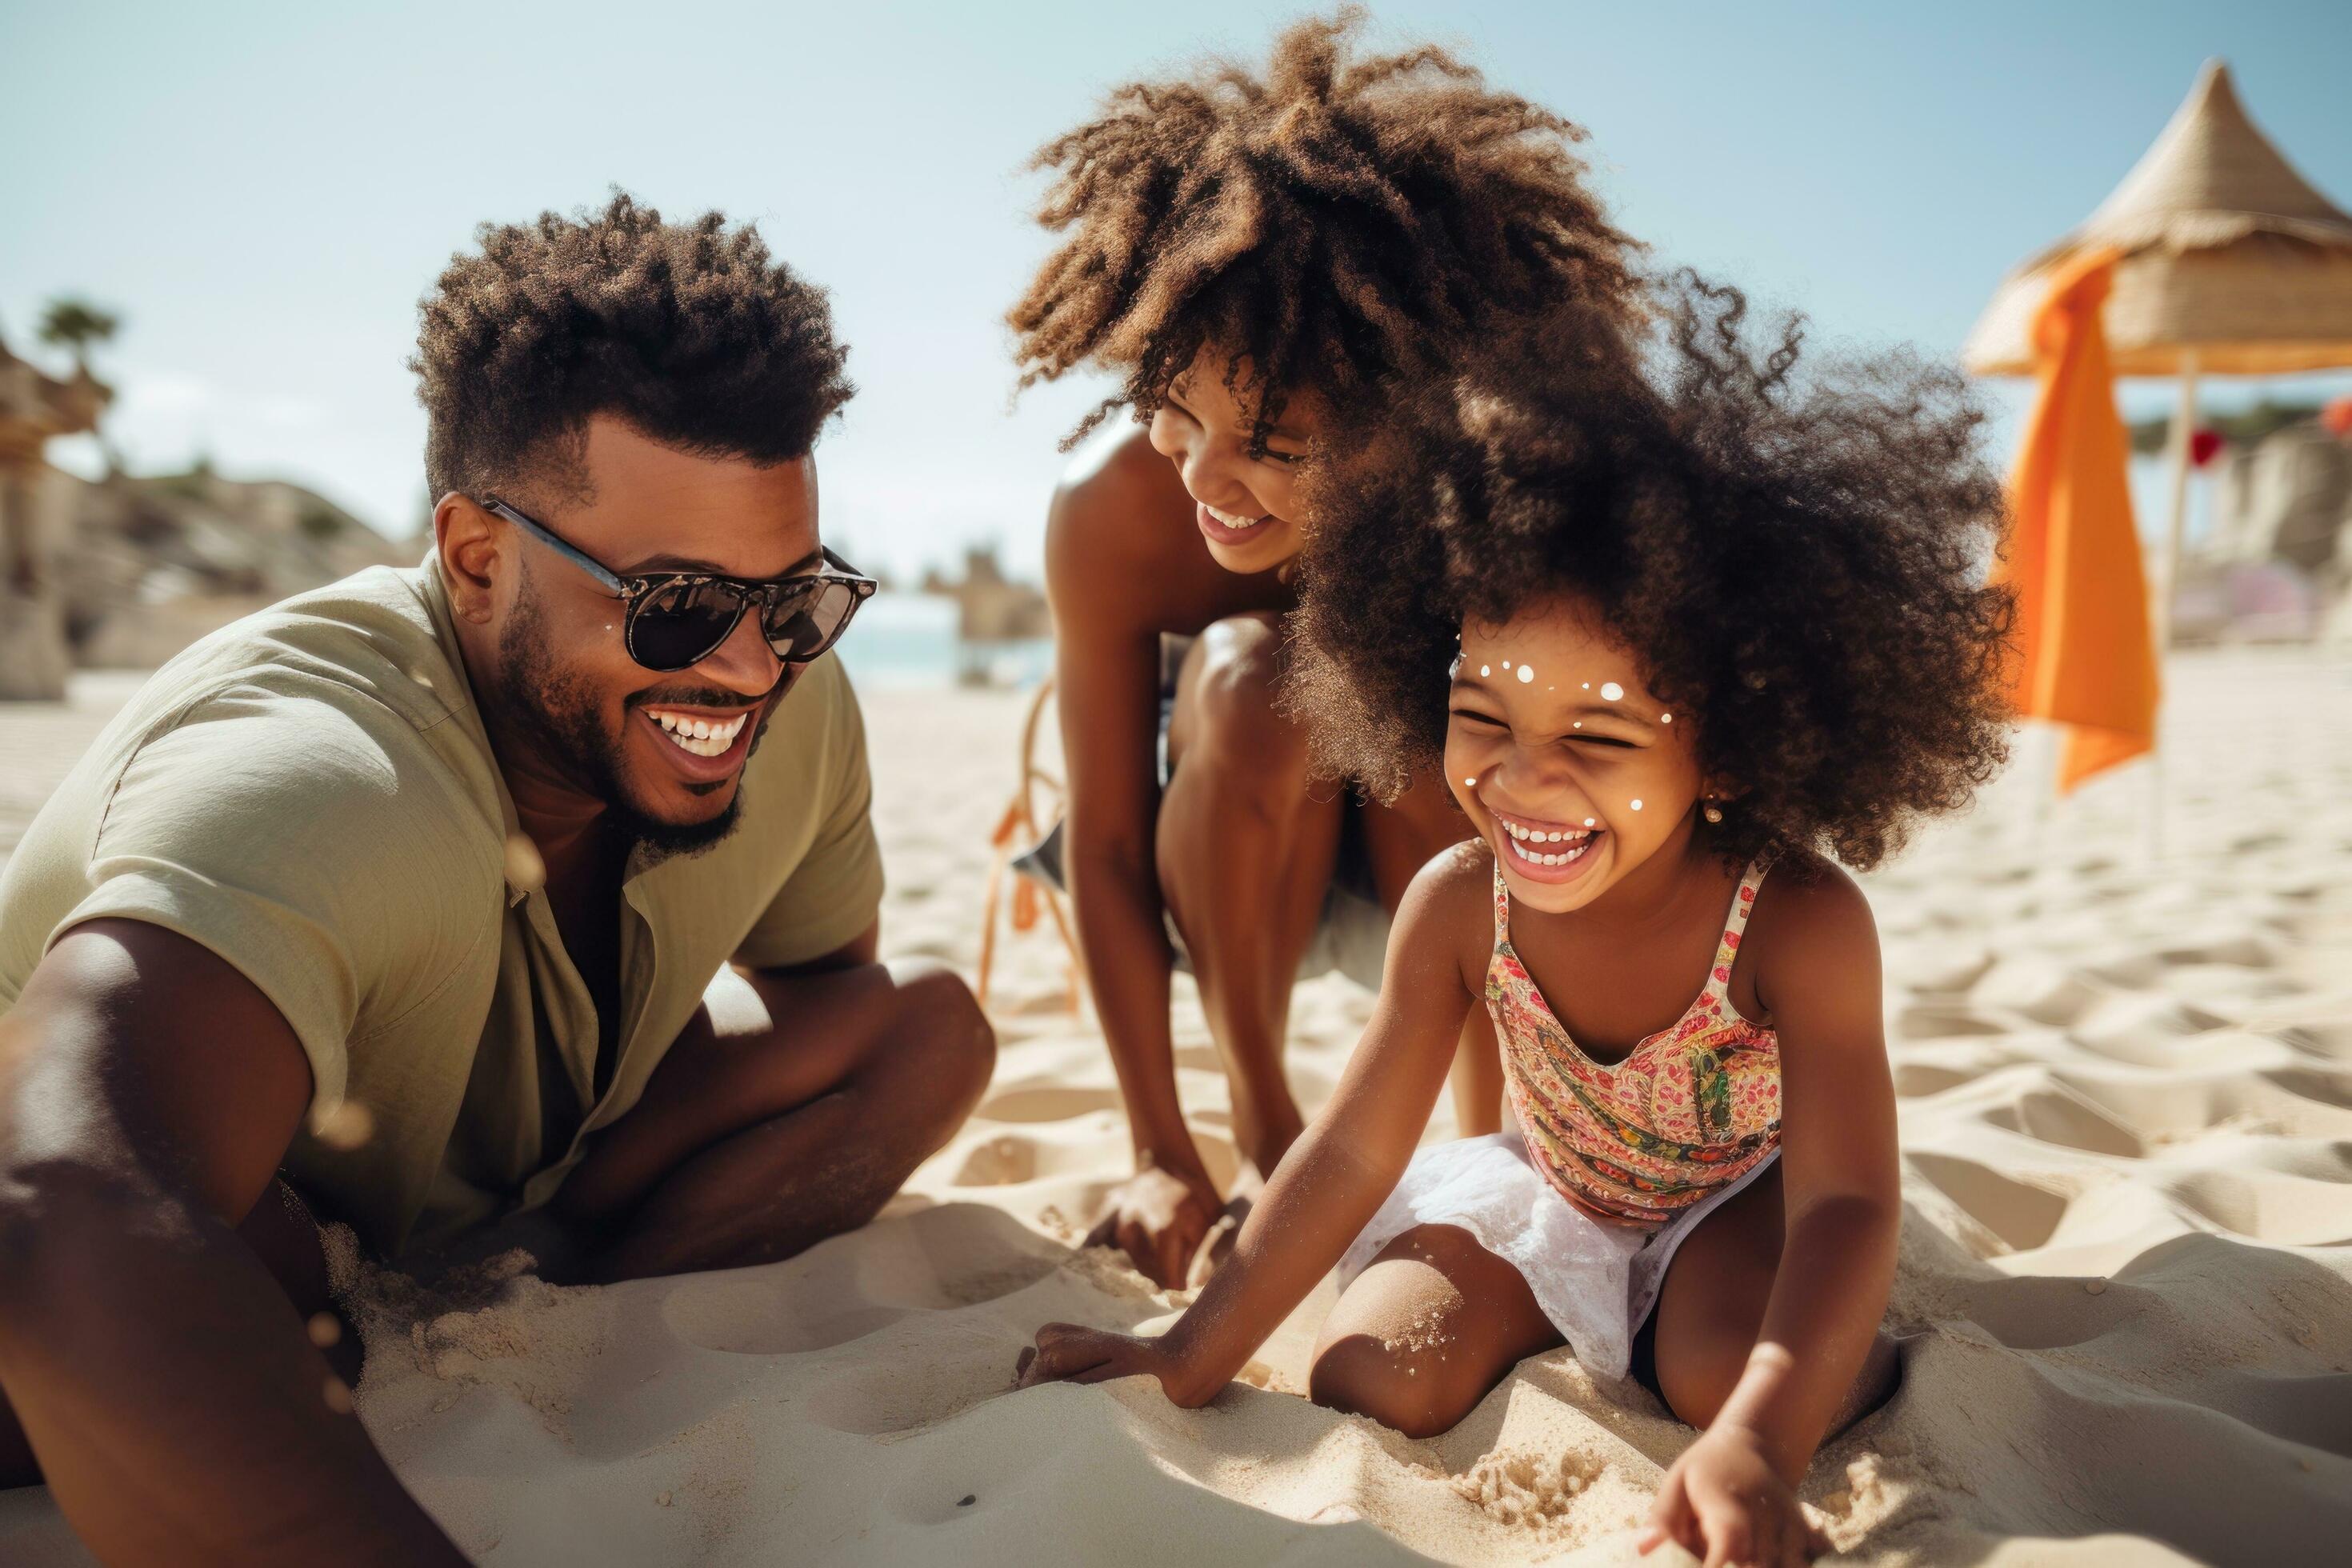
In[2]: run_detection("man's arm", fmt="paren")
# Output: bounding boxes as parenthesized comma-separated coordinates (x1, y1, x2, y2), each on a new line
(552, 918, 887, 1228)
(746, 916, 878, 975)
(0, 919, 464, 1566)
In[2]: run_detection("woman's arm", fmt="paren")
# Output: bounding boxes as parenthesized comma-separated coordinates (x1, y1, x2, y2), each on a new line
(1644, 867, 1900, 1567)
(1045, 452, 1222, 1283)
(1018, 853, 1482, 1400)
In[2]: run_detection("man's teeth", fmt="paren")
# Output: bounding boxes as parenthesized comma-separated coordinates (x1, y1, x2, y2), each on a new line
(1502, 819, 1594, 867)
(1205, 502, 1266, 530)
(650, 710, 748, 758)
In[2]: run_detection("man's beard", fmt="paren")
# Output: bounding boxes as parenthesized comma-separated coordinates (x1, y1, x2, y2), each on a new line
(493, 582, 756, 862)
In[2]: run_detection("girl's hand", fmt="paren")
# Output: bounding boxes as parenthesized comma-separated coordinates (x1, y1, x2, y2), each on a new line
(1638, 1426, 1829, 1567)
(1013, 1322, 1202, 1404)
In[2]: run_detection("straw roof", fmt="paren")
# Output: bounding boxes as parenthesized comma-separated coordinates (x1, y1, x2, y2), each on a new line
(1965, 61, 2352, 377)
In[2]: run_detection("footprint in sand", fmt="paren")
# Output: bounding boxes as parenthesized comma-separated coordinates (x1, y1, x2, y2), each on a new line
(1893, 1001, 2012, 1041)
(803, 1352, 1020, 1438)
(976, 1084, 1122, 1123)
(1980, 1082, 2147, 1158)
(661, 1279, 913, 1356)
(2053, 1064, 2352, 1142)
(1971, 960, 2106, 1028)
(1954, 1274, 2144, 1351)
(661, 1205, 1062, 1356)
(1906, 1151, 2070, 1254)
(952, 1134, 1041, 1186)
(1894, 1060, 1981, 1098)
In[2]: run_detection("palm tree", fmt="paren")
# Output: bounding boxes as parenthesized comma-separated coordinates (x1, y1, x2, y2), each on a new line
(38, 297, 122, 475)
(37, 297, 119, 374)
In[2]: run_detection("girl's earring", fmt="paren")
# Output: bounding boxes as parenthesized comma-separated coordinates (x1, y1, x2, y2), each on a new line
(1702, 799, 1725, 825)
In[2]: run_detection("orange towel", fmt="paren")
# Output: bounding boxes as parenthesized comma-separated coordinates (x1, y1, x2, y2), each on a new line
(1994, 249, 2159, 791)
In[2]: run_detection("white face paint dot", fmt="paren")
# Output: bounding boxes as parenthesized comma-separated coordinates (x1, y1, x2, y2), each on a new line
(1583, 818, 1595, 828)
(1572, 721, 1582, 729)
(1479, 665, 1490, 678)
(1630, 798, 1644, 811)
(1660, 713, 1673, 724)
(1466, 778, 1478, 788)
(1581, 682, 1590, 690)
(1502, 660, 1512, 670)
(1600, 682, 1625, 702)
(1515, 666, 1534, 684)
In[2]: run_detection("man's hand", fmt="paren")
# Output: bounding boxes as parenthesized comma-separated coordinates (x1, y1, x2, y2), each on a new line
(1014, 1322, 1195, 1402)
(1639, 1425, 1830, 1568)
(1086, 1162, 1223, 1288)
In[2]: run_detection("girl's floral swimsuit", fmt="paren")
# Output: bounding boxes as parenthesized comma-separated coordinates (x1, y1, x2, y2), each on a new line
(1491, 858, 1782, 1224)
(1335, 857, 1784, 1380)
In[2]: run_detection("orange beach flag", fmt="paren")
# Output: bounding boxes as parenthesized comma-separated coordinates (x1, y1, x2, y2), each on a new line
(1993, 248, 2159, 791)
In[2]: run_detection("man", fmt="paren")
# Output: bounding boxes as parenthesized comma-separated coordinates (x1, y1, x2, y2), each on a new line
(0, 194, 994, 1563)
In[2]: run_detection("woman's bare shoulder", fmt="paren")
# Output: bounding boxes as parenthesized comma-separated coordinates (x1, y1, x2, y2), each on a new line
(1045, 428, 1256, 634)
(1048, 430, 1187, 574)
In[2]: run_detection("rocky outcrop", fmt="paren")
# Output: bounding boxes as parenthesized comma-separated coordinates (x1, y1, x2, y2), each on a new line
(55, 467, 408, 670)
(0, 335, 109, 699)
(921, 546, 1052, 686)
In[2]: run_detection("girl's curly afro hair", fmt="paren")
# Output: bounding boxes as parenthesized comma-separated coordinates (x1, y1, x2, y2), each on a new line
(1286, 275, 2016, 871)
(1009, 7, 1643, 454)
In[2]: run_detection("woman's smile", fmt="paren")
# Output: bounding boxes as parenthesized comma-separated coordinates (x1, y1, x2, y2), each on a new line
(1194, 499, 1279, 546)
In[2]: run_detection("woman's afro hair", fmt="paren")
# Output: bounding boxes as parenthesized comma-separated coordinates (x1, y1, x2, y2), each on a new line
(1009, 7, 1643, 453)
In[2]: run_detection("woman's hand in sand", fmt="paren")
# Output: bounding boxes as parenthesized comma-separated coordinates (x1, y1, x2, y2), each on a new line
(1014, 1323, 1202, 1404)
(1639, 1426, 1829, 1568)
(1087, 1162, 1224, 1288)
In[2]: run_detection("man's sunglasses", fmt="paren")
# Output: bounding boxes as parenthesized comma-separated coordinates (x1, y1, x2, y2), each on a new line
(482, 498, 878, 673)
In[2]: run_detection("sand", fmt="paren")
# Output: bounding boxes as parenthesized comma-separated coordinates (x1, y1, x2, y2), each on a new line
(2, 650, 2349, 1565)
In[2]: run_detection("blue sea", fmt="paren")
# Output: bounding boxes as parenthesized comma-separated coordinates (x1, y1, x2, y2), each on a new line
(830, 593, 1053, 691)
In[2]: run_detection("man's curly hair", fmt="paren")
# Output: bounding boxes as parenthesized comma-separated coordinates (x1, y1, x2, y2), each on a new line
(414, 192, 854, 501)
(1009, 8, 1642, 454)
(1286, 276, 2015, 871)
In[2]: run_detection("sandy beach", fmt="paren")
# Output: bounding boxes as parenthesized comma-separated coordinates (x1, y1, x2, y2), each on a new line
(2, 651, 2349, 1566)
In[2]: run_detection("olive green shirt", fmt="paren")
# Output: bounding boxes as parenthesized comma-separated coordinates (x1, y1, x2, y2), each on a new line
(0, 559, 883, 1255)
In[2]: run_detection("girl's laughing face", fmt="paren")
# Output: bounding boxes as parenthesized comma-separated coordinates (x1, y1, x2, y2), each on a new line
(1446, 594, 1713, 914)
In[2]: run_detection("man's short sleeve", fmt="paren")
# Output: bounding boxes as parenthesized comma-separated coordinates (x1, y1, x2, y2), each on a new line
(731, 657, 886, 969)
(53, 683, 494, 1116)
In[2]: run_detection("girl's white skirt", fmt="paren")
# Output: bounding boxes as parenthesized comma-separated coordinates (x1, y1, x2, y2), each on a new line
(1334, 1127, 1778, 1382)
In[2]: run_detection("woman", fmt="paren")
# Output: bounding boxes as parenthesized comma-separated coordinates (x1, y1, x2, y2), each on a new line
(1010, 12, 1645, 1286)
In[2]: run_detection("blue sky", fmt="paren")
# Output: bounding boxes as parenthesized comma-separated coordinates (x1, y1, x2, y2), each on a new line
(6, 0, 2348, 578)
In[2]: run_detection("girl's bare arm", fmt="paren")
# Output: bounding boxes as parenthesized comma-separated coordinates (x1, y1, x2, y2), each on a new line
(1018, 852, 1483, 1401)
(1706, 867, 1902, 1481)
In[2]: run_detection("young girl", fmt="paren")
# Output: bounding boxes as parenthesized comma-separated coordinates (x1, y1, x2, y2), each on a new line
(1017, 282, 2014, 1566)
(1006, 11, 1644, 1286)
